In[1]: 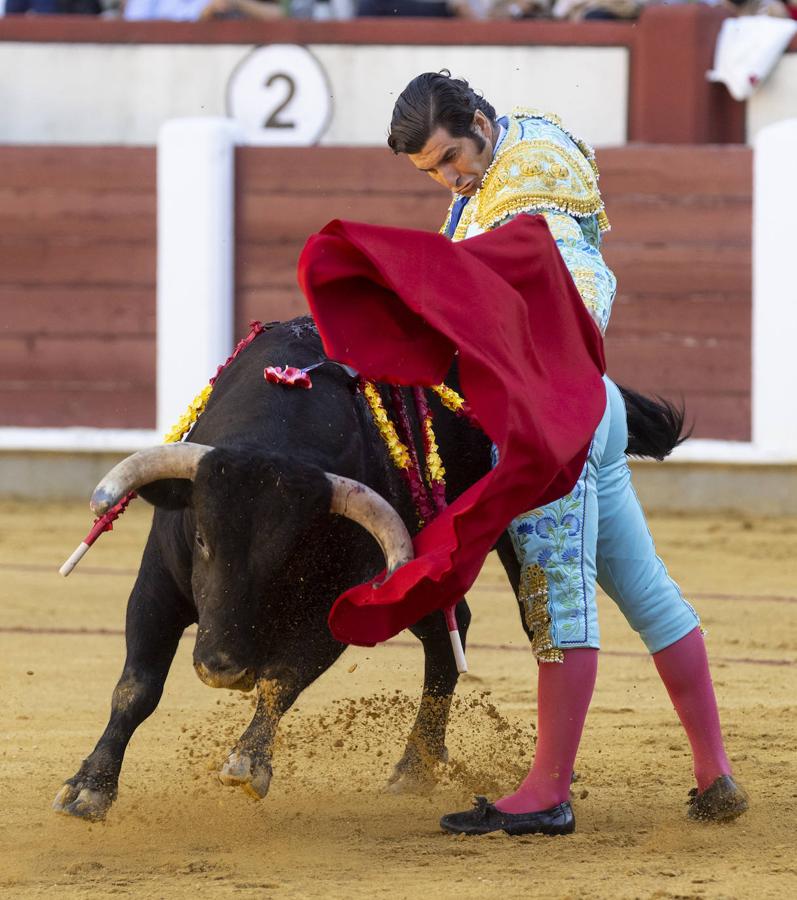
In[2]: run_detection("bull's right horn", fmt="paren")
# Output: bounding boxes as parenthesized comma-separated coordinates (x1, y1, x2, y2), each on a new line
(90, 443, 215, 516)
(325, 474, 414, 579)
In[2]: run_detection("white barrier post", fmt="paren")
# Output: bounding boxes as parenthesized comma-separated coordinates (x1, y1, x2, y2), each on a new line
(752, 119, 797, 459)
(157, 118, 242, 438)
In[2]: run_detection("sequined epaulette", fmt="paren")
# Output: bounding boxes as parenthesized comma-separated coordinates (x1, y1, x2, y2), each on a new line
(447, 113, 610, 241)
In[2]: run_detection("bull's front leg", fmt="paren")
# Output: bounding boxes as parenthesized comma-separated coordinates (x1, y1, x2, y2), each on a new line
(218, 676, 299, 800)
(53, 546, 192, 822)
(389, 599, 471, 793)
(218, 640, 345, 800)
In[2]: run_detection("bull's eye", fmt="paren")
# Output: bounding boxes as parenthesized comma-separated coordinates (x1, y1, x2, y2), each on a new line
(195, 532, 209, 558)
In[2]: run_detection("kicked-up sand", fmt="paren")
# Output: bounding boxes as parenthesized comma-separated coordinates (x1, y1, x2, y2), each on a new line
(1, 500, 796, 899)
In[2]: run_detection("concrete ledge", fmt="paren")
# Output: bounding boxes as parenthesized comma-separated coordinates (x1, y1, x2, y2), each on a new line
(630, 459, 797, 515)
(3, 450, 797, 514)
(0, 451, 131, 502)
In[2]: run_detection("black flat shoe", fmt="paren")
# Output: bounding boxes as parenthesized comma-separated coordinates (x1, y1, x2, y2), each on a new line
(687, 775, 749, 822)
(440, 795, 575, 836)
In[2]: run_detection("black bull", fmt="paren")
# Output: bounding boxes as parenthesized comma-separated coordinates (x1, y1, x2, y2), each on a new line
(53, 317, 684, 821)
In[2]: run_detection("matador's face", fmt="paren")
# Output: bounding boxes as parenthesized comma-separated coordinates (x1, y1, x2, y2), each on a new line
(408, 110, 497, 199)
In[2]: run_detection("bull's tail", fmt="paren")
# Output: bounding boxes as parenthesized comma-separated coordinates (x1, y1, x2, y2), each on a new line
(619, 385, 690, 461)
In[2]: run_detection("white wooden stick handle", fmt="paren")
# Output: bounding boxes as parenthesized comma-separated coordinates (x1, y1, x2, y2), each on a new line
(448, 628, 468, 674)
(59, 542, 90, 577)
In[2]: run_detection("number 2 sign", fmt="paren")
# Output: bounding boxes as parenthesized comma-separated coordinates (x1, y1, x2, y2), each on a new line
(227, 45, 333, 146)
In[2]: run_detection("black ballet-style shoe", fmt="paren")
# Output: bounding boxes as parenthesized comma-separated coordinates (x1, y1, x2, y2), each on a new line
(687, 775, 749, 822)
(439, 795, 575, 836)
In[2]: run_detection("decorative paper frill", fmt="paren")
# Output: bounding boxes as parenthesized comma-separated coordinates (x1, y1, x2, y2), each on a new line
(264, 365, 313, 389)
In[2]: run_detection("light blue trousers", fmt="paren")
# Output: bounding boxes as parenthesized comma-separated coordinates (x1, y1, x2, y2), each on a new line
(506, 376, 699, 657)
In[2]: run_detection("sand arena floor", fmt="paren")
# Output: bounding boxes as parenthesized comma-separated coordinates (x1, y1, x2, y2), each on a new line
(1, 499, 796, 899)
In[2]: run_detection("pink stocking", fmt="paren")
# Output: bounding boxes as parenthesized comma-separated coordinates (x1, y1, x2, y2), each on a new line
(652, 626, 732, 791)
(495, 648, 598, 814)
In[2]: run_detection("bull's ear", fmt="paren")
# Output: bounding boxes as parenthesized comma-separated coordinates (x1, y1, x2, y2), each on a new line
(137, 478, 193, 510)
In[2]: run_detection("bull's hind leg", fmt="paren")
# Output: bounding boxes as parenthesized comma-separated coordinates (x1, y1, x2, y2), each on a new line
(495, 532, 533, 646)
(53, 541, 192, 821)
(218, 637, 346, 800)
(388, 600, 471, 793)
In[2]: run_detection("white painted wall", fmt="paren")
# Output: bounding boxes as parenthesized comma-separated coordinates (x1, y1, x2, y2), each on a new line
(751, 118, 797, 460)
(313, 45, 628, 148)
(0, 44, 246, 145)
(0, 42, 629, 147)
(747, 53, 797, 144)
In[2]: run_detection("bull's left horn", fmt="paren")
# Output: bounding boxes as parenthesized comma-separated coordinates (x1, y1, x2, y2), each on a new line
(90, 443, 215, 515)
(325, 474, 413, 578)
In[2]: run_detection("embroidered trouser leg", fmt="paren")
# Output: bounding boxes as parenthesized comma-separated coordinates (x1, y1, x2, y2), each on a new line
(507, 387, 610, 658)
(595, 379, 699, 653)
(507, 376, 699, 659)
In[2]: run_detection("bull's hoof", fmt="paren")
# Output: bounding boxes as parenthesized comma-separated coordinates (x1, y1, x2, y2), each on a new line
(218, 751, 272, 800)
(385, 767, 438, 796)
(386, 747, 448, 795)
(52, 783, 113, 822)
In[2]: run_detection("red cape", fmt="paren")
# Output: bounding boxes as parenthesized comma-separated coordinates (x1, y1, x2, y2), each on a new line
(298, 216, 606, 646)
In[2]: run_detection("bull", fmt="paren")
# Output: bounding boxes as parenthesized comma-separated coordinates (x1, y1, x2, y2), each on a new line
(53, 316, 683, 821)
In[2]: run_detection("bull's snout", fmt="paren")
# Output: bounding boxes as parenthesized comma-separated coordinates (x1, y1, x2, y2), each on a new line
(193, 654, 256, 692)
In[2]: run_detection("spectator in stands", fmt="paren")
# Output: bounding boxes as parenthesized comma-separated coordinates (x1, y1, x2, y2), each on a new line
(123, 0, 282, 18)
(356, 0, 461, 14)
(551, 0, 640, 20)
(726, 0, 794, 16)
(5, 0, 101, 12)
(356, 0, 548, 15)
(197, 0, 282, 17)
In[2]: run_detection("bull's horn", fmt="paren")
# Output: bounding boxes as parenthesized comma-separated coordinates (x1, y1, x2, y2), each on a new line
(90, 444, 214, 516)
(325, 474, 414, 577)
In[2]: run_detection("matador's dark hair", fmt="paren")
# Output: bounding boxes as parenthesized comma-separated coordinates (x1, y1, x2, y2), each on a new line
(387, 71, 497, 156)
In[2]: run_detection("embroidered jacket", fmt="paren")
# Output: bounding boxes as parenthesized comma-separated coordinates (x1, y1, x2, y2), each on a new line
(442, 108, 617, 334)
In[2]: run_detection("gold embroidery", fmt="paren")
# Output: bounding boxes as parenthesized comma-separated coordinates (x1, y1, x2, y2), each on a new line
(446, 112, 611, 242)
(539, 210, 583, 244)
(475, 139, 605, 232)
(519, 564, 563, 663)
(570, 267, 601, 316)
(511, 106, 563, 129)
(511, 106, 601, 181)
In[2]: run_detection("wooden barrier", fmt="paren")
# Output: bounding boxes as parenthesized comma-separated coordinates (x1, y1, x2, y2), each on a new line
(0, 148, 157, 429)
(0, 144, 751, 440)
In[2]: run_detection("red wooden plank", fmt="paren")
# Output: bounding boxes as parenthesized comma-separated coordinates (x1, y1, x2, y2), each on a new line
(237, 192, 445, 243)
(236, 245, 303, 289)
(237, 147, 447, 196)
(0, 188, 155, 241)
(237, 147, 753, 198)
(0, 335, 156, 383)
(602, 198, 751, 247)
(0, 147, 155, 193)
(237, 288, 310, 334)
(0, 287, 155, 338)
(605, 333, 750, 394)
(603, 244, 750, 295)
(0, 17, 635, 47)
(598, 146, 752, 198)
(0, 238, 155, 287)
(0, 386, 155, 429)
(609, 292, 750, 340)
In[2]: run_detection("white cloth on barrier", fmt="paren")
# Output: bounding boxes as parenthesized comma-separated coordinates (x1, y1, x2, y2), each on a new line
(707, 16, 797, 101)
